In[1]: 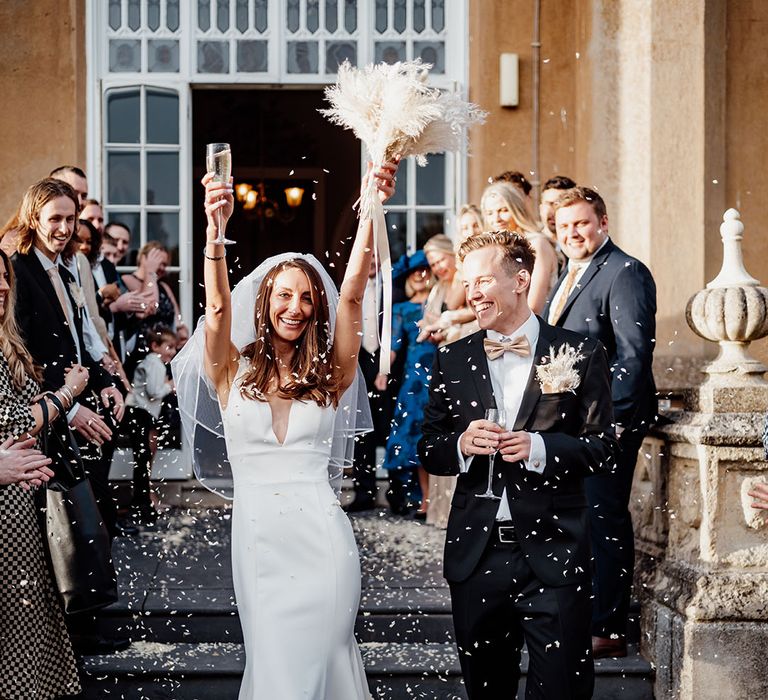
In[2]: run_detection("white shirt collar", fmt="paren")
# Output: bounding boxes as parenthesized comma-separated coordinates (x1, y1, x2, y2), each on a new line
(486, 311, 540, 347)
(567, 235, 609, 269)
(33, 246, 60, 271)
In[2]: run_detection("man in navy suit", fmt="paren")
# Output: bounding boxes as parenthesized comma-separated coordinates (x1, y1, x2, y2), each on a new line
(543, 186, 657, 658)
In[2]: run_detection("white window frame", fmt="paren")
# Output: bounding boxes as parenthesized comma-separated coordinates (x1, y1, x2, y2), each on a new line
(86, 0, 470, 313)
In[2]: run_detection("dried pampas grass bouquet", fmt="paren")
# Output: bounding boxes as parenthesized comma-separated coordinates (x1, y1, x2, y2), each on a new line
(321, 59, 485, 218)
(320, 59, 485, 373)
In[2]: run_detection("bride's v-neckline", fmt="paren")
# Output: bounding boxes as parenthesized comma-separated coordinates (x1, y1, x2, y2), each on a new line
(267, 399, 294, 447)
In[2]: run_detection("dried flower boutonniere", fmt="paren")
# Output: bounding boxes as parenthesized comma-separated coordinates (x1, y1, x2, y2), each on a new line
(536, 343, 585, 394)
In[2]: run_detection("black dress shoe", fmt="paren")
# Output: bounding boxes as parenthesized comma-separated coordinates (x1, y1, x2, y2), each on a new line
(343, 498, 376, 513)
(413, 510, 428, 521)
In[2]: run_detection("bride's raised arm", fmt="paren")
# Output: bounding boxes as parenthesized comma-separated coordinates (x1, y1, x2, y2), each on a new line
(333, 161, 398, 392)
(201, 172, 238, 398)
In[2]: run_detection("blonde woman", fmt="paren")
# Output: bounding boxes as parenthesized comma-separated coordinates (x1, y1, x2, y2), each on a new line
(457, 204, 483, 240)
(481, 180, 559, 314)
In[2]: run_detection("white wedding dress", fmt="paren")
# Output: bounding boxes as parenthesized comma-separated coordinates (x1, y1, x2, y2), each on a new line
(221, 364, 371, 700)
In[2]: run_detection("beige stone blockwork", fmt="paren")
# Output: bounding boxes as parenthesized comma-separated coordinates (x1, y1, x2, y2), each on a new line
(0, 0, 87, 223)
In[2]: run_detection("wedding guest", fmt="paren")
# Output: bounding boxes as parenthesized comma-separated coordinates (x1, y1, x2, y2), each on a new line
(64, 223, 114, 374)
(419, 234, 476, 346)
(379, 252, 434, 517)
(481, 181, 558, 314)
(345, 257, 385, 512)
(539, 175, 576, 238)
(0, 247, 86, 698)
(105, 221, 132, 265)
(420, 234, 477, 529)
(50, 165, 88, 207)
(122, 241, 186, 357)
(0, 208, 21, 257)
(457, 204, 483, 240)
(125, 325, 177, 522)
(75, 220, 131, 391)
(101, 232, 121, 265)
(11, 178, 125, 531)
(0, 436, 54, 487)
(80, 198, 105, 234)
(492, 169, 536, 221)
(544, 186, 657, 658)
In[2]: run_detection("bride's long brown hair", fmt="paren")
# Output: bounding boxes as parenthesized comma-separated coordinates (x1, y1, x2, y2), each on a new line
(238, 259, 340, 406)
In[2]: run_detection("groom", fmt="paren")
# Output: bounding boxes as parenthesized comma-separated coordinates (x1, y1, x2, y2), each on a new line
(418, 231, 616, 699)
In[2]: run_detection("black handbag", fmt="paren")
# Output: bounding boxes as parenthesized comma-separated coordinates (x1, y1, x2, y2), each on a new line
(39, 394, 118, 614)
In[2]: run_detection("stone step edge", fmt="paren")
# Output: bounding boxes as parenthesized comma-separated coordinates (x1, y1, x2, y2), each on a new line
(82, 641, 653, 678)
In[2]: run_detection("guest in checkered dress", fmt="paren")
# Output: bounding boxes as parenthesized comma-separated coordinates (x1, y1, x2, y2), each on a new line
(0, 249, 84, 698)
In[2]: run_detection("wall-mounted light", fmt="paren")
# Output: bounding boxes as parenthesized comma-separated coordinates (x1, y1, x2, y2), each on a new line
(235, 182, 253, 202)
(499, 53, 519, 108)
(243, 188, 259, 210)
(284, 186, 304, 208)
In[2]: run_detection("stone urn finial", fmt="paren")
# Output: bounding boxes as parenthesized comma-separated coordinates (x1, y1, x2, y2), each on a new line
(686, 209, 768, 377)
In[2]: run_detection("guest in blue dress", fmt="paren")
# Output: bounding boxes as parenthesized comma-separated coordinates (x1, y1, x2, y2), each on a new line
(378, 251, 435, 517)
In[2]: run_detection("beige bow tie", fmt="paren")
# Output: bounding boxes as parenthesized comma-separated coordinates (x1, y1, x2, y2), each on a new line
(483, 335, 531, 360)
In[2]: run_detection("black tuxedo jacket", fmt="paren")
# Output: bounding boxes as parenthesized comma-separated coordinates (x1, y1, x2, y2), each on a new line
(542, 239, 657, 431)
(11, 251, 113, 394)
(417, 320, 616, 586)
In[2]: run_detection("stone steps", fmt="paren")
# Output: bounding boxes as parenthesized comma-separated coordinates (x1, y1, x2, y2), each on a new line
(80, 641, 653, 700)
(82, 508, 653, 698)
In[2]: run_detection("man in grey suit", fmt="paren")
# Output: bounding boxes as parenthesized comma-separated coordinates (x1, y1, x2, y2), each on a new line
(543, 187, 657, 658)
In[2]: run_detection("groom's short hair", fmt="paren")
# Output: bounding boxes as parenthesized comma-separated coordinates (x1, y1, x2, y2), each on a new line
(457, 230, 535, 276)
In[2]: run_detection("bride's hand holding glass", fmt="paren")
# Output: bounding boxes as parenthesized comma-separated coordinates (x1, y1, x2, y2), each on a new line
(202, 172, 234, 242)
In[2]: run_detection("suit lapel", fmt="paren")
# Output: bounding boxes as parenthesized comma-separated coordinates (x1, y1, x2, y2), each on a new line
(23, 252, 69, 327)
(465, 331, 496, 414)
(512, 319, 557, 431)
(553, 239, 616, 325)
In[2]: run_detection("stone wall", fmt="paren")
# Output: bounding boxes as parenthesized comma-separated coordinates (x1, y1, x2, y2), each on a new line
(0, 0, 87, 223)
(632, 382, 768, 698)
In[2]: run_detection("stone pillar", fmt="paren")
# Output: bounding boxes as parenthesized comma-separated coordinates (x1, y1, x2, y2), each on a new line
(634, 210, 768, 698)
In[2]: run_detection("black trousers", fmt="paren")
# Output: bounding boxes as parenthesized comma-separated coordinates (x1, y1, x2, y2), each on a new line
(586, 428, 646, 637)
(449, 535, 593, 700)
(76, 394, 119, 539)
(100, 404, 155, 508)
(350, 349, 391, 502)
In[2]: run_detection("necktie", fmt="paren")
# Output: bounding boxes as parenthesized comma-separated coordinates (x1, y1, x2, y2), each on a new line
(47, 266, 71, 324)
(361, 279, 380, 355)
(548, 263, 583, 325)
(483, 335, 531, 360)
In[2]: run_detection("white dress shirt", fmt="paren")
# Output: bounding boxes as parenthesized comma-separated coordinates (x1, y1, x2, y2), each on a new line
(457, 313, 547, 521)
(547, 236, 610, 325)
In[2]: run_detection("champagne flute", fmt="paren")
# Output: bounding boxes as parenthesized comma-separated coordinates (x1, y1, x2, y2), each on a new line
(206, 142, 234, 245)
(475, 408, 506, 500)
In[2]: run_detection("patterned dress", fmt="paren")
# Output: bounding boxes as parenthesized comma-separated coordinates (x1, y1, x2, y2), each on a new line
(0, 354, 80, 698)
(383, 301, 435, 473)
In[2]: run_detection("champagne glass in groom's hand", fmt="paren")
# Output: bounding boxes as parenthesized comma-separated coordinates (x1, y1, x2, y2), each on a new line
(206, 142, 234, 245)
(475, 409, 506, 500)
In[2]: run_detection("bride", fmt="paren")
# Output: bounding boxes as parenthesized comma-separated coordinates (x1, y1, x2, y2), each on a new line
(174, 163, 396, 699)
